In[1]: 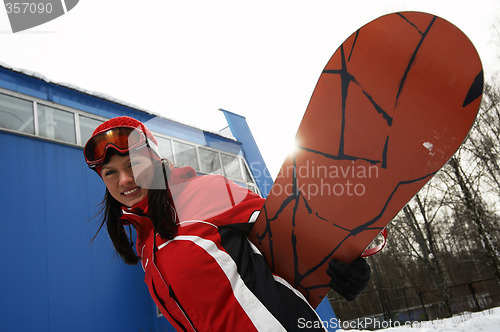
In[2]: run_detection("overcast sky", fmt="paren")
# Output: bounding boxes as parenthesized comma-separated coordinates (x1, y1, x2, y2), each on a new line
(1, 0, 499, 178)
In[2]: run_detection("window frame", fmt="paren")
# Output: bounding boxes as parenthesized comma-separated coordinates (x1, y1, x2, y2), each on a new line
(0, 87, 260, 194)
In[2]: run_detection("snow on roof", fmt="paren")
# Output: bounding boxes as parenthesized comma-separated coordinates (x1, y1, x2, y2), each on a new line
(0, 61, 237, 142)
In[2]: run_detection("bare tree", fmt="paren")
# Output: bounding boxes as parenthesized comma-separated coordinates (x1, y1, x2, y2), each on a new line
(463, 83, 500, 197)
(446, 155, 500, 285)
(401, 200, 452, 317)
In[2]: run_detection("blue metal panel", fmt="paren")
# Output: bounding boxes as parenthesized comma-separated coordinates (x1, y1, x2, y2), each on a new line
(204, 130, 242, 155)
(316, 297, 340, 331)
(1, 132, 51, 331)
(0, 131, 174, 332)
(141, 115, 207, 146)
(0, 66, 51, 101)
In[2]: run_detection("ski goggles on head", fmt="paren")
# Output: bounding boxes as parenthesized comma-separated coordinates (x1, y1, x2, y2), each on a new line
(84, 126, 148, 168)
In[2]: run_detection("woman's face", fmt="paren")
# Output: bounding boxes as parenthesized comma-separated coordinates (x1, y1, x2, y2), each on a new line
(100, 153, 154, 207)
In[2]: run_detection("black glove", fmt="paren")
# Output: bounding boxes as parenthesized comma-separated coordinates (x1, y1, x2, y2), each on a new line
(326, 257, 371, 301)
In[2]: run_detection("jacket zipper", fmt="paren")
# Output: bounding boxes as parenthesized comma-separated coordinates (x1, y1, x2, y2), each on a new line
(151, 280, 188, 332)
(169, 285, 198, 332)
(153, 233, 196, 331)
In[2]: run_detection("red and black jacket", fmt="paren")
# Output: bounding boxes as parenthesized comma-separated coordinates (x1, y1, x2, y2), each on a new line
(121, 167, 326, 331)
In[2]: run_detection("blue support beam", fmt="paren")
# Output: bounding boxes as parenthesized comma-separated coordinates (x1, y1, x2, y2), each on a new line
(220, 109, 274, 197)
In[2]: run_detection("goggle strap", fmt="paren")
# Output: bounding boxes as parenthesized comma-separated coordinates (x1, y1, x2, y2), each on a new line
(136, 123, 160, 157)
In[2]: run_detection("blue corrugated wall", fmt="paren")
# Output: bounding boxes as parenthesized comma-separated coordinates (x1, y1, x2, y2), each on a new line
(0, 131, 174, 332)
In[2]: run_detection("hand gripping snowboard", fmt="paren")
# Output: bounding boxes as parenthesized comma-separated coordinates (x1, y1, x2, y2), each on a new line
(249, 11, 483, 308)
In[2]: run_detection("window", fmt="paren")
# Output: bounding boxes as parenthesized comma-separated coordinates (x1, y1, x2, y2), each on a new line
(173, 141, 199, 170)
(247, 183, 259, 194)
(221, 153, 243, 181)
(156, 136, 174, 161)
(199, 147, 222, 175)
(79, 115, 103, 146)
(243, 162, 254, 183)
(0, 92, 34, 135)
(37, 104, 76, 144)
(0, 92, 259, 195)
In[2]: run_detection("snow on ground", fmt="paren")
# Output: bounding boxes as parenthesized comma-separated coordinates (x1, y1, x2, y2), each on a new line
(338, 307, 500, 332)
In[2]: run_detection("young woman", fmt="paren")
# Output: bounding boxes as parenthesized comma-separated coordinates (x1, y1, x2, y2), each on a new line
(84, 116, 370, 331)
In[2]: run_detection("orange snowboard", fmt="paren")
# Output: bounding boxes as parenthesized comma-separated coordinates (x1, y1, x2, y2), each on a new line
(249, 11, 483, 308)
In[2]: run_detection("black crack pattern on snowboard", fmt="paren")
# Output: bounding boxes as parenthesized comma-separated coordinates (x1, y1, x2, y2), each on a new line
(395, 15, 437, 103)
(463, 71, 484, 107)
(255, 14, 443, 301)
